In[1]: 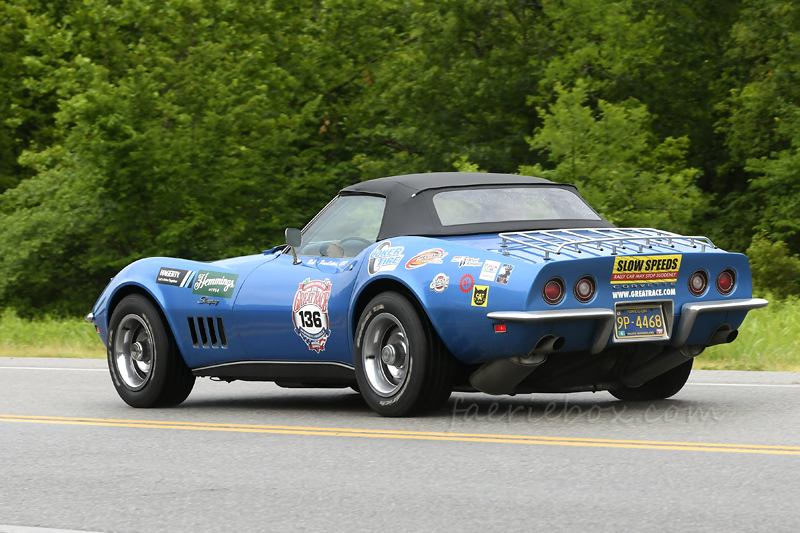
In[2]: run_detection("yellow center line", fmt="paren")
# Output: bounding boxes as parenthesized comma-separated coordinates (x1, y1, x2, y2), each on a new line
(1, 414, 798, 456)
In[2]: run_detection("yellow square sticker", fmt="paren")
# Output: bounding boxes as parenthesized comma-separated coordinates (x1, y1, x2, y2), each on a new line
(471, 285, 489, 307)
(611, 255, 682, 284)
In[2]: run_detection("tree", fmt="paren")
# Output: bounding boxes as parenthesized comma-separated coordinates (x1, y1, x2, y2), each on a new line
(522, 84, 705, 233)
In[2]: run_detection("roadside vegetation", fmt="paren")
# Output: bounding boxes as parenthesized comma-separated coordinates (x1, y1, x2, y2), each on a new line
(699, 296, 800, 372)
(2, 299, 797, 371)
(0, 309, 104, 359)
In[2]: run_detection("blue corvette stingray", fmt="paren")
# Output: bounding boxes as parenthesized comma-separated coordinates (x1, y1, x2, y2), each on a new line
(86, 173, 768, 416)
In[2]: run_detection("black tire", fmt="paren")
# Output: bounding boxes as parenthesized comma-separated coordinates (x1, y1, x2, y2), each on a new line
(609, 358, 693, 402)
(354, 292, 454, 416)
(107, 294, 195, 407)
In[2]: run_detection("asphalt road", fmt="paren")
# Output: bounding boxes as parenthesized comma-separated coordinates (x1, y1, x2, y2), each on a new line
(1, 358, 799, 533)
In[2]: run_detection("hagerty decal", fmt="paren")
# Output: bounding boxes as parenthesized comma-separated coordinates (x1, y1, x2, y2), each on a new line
(368, 241, 404, 275)
(405, 248, 448, 269)
(611, 255, 682, 284)
(429, 273, 450, 293)
(292, 278, 332, 352)
(192, 270, 239, 297)
(156, 267, 195, 287)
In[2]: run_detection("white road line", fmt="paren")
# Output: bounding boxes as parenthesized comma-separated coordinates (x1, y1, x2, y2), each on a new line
(0, 367, 106, 372)
(0, 526, 107, 533)
(687, 382, 800, 388)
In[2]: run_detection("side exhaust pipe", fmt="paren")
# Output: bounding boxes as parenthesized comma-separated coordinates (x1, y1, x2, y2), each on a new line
(706, 323, 738, 347)
(470, 335, 564, 395)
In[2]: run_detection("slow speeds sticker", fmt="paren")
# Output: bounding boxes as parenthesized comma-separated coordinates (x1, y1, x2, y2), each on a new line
(611, 255, 682, 284)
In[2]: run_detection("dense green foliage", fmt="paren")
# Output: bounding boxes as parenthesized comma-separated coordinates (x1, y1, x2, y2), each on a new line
(0, 0, 798, 315)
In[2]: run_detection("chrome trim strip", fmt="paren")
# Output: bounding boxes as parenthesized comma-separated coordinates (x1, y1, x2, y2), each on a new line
(192, 360, 355, 373)
(671, 298, 769, 347)
(487, 308, 616, 354)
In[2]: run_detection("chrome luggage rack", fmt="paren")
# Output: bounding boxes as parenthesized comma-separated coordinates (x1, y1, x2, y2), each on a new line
(498, 228, 717, 261)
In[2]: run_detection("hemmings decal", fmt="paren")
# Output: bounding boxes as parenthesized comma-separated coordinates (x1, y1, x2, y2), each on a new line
(459, 274, 475, 293)
(451, 256, 482, 268)
(192, 271, 239, 298)
(292, 278, 332, 352)
(156, 267, 195, 287)
(471, 285, 489, 307)
(368, 241, 404, 275)
(611, 255, 682, 284)
(495, 263, 514, 285)
(405, 248, 448, 269)
(430, 273, 450, 293)
(479, 260, 501, 281)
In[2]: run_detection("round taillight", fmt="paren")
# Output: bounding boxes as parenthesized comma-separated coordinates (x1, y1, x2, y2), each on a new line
(717, 268, 736, 295)
(543, 278, 565, 305)
(688, 270, 708, 296)
(574, 275, 596, 303)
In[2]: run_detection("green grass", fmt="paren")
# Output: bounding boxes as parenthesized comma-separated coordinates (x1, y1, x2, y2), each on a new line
(697, 295, 800, 372)
(0, 309, 105, 359)
(0, 298, 797, 370)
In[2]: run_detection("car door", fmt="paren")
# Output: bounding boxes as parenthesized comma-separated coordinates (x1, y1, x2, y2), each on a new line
(231, 194, 386, 364)
(232, 254, 360, 363)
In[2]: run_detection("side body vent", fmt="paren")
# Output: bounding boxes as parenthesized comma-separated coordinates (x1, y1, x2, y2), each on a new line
(187, 317, 228, 349)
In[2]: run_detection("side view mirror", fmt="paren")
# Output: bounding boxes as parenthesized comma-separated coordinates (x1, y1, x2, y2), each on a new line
(285, 228, 302, 248)
(285, 228, 302, 265)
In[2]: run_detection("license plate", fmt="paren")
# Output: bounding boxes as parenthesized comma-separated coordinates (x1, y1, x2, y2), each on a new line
(614, 305, 667, 340)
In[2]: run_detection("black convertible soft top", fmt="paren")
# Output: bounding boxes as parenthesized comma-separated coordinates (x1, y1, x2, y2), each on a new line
(340, 172, 614, 240)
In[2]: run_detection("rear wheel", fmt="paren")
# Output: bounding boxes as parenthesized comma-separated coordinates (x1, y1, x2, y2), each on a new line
(107, 294, 195, 407)
(354, 292, 454, 416)
(609, 358, 693, 402)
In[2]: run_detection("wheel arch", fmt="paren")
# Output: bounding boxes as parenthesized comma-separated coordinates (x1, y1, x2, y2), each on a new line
(351, 278, 432, 343)
(108, 284, 187, 364)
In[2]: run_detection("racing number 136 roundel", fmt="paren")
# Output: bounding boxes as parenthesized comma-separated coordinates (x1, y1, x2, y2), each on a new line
(292, 278, 332, 352)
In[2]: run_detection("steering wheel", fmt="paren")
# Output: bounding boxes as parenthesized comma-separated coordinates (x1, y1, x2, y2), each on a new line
(338, 236, 373, 246)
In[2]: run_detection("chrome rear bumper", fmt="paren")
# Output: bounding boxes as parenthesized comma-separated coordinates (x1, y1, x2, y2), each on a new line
(487, 298, 769, 353)
(487, 309, 615, 354)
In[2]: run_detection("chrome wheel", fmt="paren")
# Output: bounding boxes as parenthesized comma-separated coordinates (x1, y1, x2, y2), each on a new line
(362, 313, 410, 397)
(113, 313, 154, 390)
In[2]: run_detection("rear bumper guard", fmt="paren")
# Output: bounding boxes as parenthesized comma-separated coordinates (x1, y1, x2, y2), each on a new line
(670, 298, 769, 347)
(487, 297, 769, 354)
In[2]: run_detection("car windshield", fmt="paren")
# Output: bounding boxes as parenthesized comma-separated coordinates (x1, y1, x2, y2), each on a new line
(296, 195, 386, 258)
(432, 187, 601, 226)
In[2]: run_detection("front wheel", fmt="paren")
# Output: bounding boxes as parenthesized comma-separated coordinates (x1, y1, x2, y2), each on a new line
(107, 294, 195, 407)
(354, 292, 454, 416)
(609, 358, 693, 402)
